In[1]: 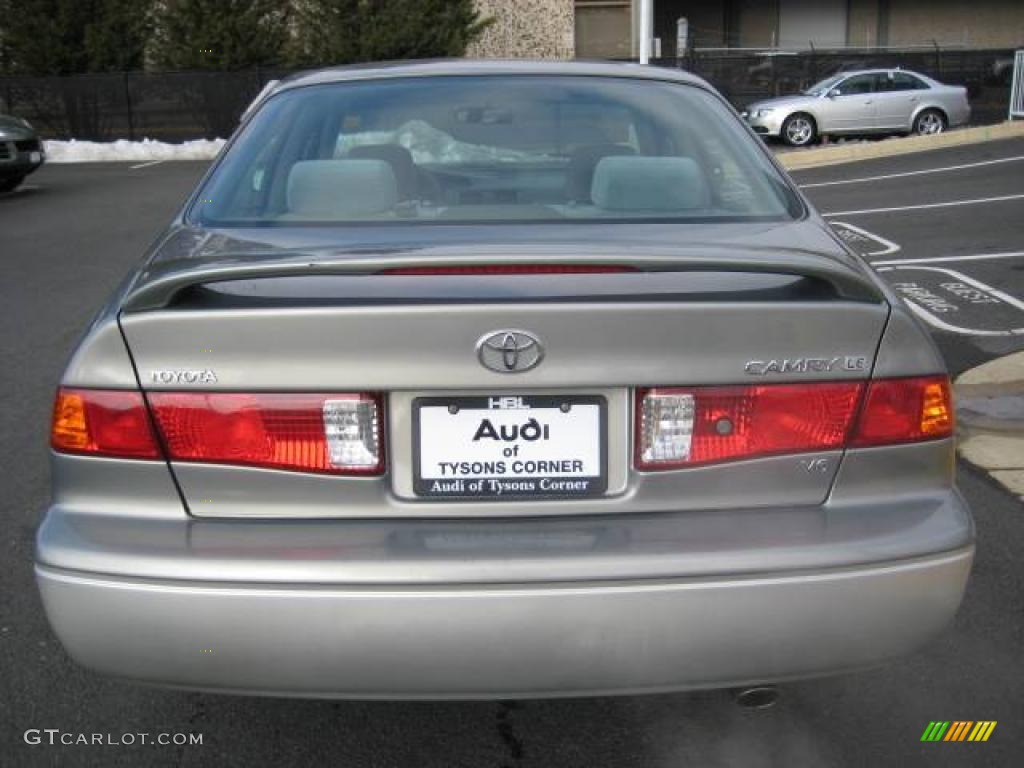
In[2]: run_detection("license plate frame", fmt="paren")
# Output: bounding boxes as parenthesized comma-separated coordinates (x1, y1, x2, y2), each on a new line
(413, 394, 607, 500)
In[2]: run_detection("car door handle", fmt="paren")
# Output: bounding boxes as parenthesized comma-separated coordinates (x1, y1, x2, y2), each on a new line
(864, 99, 873, 104)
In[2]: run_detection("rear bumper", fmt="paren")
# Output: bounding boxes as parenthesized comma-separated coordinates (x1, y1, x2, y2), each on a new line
(36, 545, 973, 699)
(952, 104, 971, 128)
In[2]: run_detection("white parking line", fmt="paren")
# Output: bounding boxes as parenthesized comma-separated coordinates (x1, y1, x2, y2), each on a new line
(829, 221, 901, 256)
(799, 154, 1024, 189)
(876, 265, 1024, 336)
(874, 251, 1024, 266)
(130, 159, 166, 170)
(821, 193, 1024, 217)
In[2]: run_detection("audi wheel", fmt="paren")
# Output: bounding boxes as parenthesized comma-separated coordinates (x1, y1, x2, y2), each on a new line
(913, 109, 947, 136)
(781, 113, 817, 147)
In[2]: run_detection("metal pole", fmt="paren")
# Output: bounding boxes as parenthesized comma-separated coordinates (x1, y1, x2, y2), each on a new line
(123, 72, 135, 141)
(1010, 50, 1024, 120)
(639, 0, 654, 64)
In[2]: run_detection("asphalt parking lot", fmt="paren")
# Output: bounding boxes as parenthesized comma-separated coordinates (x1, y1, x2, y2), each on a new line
(2, 140, 1023, 767)
(792, 137, 1024, 372)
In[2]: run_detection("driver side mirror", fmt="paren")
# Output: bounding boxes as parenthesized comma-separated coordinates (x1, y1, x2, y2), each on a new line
(827, 88, 841, 98)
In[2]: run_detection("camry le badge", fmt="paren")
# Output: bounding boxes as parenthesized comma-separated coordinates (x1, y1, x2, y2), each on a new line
(477, 330, 544, 373)
(743, 356, 868, 376)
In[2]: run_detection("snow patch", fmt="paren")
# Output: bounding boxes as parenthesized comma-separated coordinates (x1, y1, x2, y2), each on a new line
(44, 137, 226, 164)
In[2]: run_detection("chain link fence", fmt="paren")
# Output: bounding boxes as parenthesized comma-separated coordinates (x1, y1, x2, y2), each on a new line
(0, 47, 1016, 141)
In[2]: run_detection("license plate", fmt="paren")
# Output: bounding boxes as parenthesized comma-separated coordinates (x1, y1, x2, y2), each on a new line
(414, 395, 607, 499)
(30, 151, 41, 163)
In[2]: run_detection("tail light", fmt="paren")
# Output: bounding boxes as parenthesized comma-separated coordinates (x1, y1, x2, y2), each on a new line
(51, 388, 161, 459)
(52, 389, 384, 475)
(636, 383, 863, 469)
(636, 375, 953, 470)
(851, 376, 953, 446)
(147, 393, 383, 475)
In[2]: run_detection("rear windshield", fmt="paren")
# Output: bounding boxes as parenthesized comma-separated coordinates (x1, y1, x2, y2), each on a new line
(190, 75, 801, 226)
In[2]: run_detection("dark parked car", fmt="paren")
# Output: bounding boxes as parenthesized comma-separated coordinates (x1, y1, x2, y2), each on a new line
(37, 60, 972, 699)
(0, 114, 44, 192)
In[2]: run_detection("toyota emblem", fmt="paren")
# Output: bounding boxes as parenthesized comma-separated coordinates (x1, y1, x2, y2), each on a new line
(476, 330, 544, 373)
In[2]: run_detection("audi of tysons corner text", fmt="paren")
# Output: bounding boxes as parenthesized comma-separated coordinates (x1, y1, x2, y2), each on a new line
(36, 60, 972, 699)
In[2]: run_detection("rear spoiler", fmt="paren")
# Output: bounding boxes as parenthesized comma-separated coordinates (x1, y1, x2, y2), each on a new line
(120, 251, 884, 312)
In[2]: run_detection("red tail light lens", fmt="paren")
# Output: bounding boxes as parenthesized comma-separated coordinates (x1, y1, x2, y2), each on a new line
(851, 376, 953, 446)
(379, 264, 636, 275)
(636, 382, 864, 469)
(636, 376, 954, 470)
(51, 388, 161, 459)
(147, 392, 383, 475)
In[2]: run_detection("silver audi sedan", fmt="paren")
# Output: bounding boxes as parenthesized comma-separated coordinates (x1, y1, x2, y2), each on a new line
(37, 61, 972, 699)
(743, 68, 970, 146)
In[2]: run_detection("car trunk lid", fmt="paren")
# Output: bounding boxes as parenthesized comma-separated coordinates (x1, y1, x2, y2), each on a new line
(117, 229, 889, 518)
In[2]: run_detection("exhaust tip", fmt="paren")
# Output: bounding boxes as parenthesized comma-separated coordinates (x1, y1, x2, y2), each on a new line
(734, 685, 779, 710)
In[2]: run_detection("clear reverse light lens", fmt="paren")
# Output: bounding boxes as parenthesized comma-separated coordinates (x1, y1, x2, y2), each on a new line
(639, 392, 695, 465)
(323, 398, 381, 470)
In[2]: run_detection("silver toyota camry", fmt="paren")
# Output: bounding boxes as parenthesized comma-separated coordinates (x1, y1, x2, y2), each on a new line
(743, 68, 971, 146)
(37, 61, 973, 699)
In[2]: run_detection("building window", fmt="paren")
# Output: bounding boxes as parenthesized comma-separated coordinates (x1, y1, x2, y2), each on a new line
(575, 1, 633, 59)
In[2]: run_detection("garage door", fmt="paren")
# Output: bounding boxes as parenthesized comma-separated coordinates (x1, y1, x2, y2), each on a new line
(778, 0, 847, 49)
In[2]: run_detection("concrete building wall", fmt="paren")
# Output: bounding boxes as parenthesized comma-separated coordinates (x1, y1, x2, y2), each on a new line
(466, 0, 575, 59)
(886, 0, 1024, 47)
(569, 0, 1022, 60)
(778, 0, 847, 48)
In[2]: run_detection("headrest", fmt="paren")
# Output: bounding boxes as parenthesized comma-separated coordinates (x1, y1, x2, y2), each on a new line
(591, 156, 710, 212)
(347, 144, 417, 200)
(286, 159, 398, 218)
(565, 143, 637, 202)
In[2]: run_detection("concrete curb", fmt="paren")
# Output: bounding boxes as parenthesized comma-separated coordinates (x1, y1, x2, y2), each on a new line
(955, 350, 1024, 499)
(778, 121, 1024, 171)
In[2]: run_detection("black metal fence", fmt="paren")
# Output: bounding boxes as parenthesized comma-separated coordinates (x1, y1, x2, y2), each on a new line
(0, 47, 1016, 142)
(0, 68, 291, 142)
